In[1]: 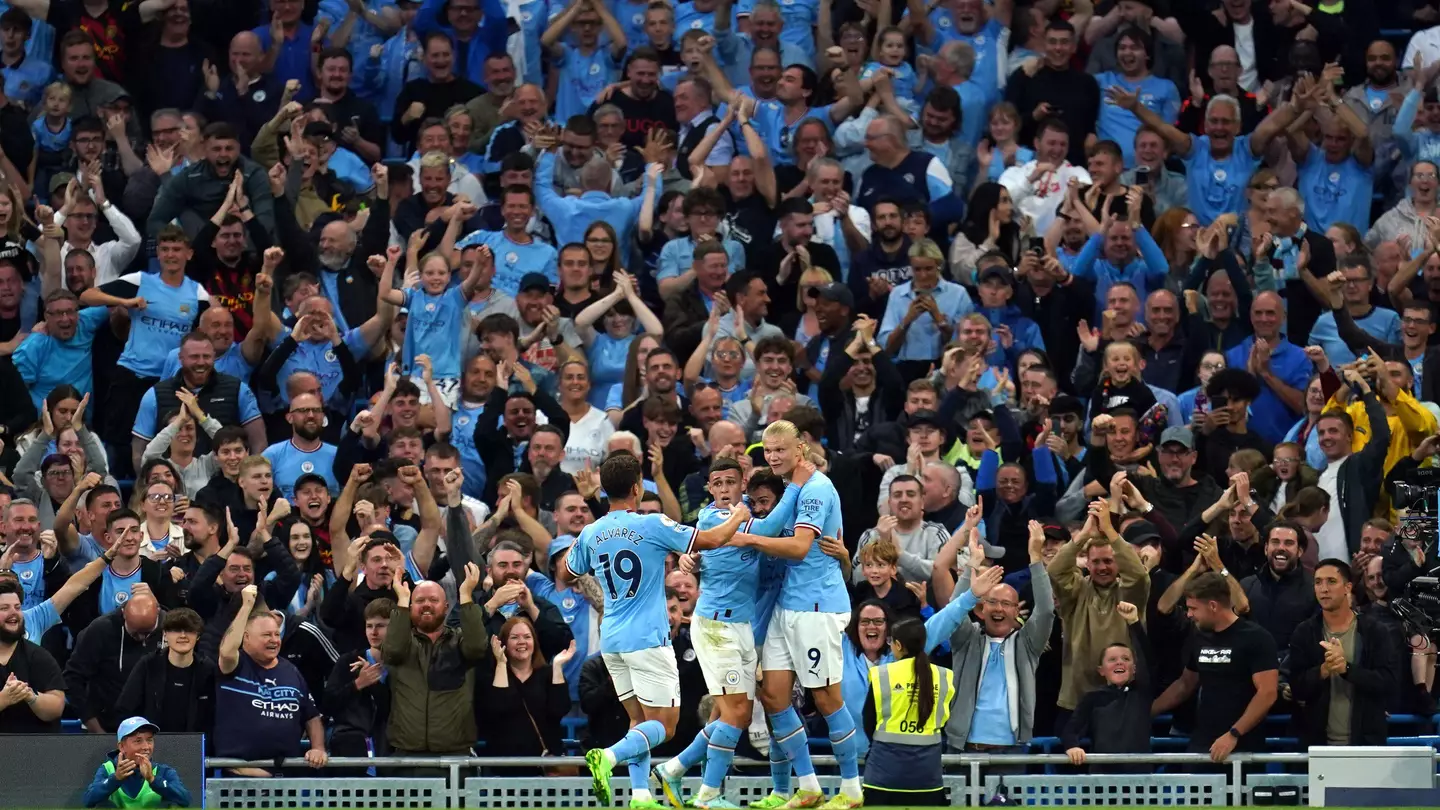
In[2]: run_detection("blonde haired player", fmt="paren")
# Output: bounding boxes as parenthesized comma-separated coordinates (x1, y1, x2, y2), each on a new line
(741, 420, 861, 809)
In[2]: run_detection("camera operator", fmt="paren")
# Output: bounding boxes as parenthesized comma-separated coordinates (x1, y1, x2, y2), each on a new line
(1381, 434, 1440, 598)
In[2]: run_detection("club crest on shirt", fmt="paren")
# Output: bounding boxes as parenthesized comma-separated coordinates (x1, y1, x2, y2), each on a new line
(507, 252, 519, 265)
(683, 648, 697, 662)
(301, 462, 315, 473)
(725, 669, 740, 685)
(115, 590, 130, 606)
(457, 415, 470, 426)
(562, 595, 577, 609)
(325, 350, 337, 362)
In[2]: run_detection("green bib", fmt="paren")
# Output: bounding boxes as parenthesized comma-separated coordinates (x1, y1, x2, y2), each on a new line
(102, 760, 165, 808)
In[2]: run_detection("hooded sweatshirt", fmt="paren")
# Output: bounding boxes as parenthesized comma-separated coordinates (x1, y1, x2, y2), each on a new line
(63, 610, 165, 733)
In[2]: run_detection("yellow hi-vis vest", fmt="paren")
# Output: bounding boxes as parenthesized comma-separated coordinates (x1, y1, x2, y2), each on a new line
(868, 657, 955, 745)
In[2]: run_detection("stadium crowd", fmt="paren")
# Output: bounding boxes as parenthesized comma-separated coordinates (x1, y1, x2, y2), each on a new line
(2, 0, 1440, 804)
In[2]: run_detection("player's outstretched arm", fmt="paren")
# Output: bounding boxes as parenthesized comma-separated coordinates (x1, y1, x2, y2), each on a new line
(693, 504, 752, 551)
(736, 525, 816, 561)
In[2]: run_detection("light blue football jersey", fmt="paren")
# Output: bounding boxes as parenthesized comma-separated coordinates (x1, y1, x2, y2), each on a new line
(779, 471, 850, 614)
(567, 510, 697, 653)
(693, 485, 799, 625)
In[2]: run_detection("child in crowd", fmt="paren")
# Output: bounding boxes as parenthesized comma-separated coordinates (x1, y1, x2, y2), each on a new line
(1061, 600, 1153, 771)
(31, 81, 71, 196)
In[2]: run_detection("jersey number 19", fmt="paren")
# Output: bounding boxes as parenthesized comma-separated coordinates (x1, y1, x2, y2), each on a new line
(598, 549, 644, 600)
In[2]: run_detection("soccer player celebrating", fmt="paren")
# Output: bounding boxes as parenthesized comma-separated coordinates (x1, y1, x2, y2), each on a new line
(559, 452, 751, 809)
(655, 456, 814, 809)
(746, 419, 861, 810)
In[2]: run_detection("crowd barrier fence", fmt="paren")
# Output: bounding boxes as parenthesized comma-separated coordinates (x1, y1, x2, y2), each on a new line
(201, 752, 1337, 807)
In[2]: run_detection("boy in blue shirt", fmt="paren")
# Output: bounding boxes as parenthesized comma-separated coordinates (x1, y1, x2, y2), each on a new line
(558, 451, 751, 808)
(81, 225, 210, 459)
(541, 0, 628, 122)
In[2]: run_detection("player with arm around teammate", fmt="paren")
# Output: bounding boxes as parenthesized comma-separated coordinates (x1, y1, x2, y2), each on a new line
(557, 451, 751, 809)
(654, 456, 814, 809)
(738, 419, 863, 810)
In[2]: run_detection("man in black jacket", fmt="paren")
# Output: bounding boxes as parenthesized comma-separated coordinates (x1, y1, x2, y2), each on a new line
(114, 607, 216, 735)
(64, 589, 164, 734)
(475, 362, 569, 504)
(187, 514, 303, 662)
(1136, 427, 1225, 533)
(320, 535, 406, 655)
(1241, 520, 1319, 665)
(129, 331, 267, 471)
(271, 167, 391, 333)
(818, 316, 905, 455)
(1289, 559, 1397, 747)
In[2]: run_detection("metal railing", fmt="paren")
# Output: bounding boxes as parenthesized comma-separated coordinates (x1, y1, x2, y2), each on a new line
(204, 752, 1329, 807)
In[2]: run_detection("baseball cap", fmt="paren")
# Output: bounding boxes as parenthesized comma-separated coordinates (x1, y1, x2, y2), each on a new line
(518, 272, 553, 294)
(977, 538, 1006, 561)
(48, 172, 75, 197)
(1040, 522, 1069, 545)
(1122, 519, 1162, 546)
(549, 534, 576, 560)
(806, 282, 854, 309)
(294, 472, 329, 493)
(906, 409, 945, 432)
(116, 717, 159, 743)
(1159, 426, 1195, 450)
(302, 121, 335, 141)
(978, 265, 1015, 285)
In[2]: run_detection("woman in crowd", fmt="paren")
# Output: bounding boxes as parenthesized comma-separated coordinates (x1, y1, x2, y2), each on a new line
(975, 102, 1033, 187)
(609, 333, 664, 423)
(950, 182, 1024, 284)
(555, 359, 616, 474)
(780, 266, 836, 343)
(574, 271, 664, 409)
(841, 599, 897, 757)
(480, 616, 577, 768)
(859, 617, 954, 807)
(1179, 351, 1226, 424)
(584, 221, 624, 290)
(444, 106, 485, 176)
(136, 478, 185, 560)
(142, 401, 223, 498)
(271, 517, 328, 617)
(1284, 375, 1333, 470)
(1151, 207, 1200, 292)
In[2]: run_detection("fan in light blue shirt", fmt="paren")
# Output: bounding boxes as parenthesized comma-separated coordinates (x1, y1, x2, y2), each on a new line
(12, 306, 110, 410)
(87, 271, 211, 379)
(263, 438, 341, 499)
(534, 151, 658, 269)
(1095, 71, 1180, 167)
(879, 276, 975, 362)
(543, 2, 627, 121)
(457, 229, 559, 297)
(1294, 142, 1374, 233)
(1309, 305, 1402, 367)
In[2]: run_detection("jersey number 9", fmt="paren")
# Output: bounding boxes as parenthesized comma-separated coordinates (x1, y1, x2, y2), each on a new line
(598, 549, 644, 600)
